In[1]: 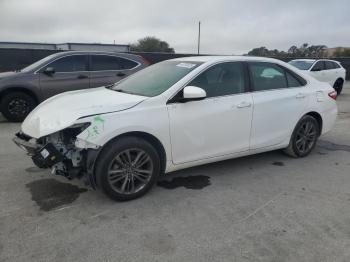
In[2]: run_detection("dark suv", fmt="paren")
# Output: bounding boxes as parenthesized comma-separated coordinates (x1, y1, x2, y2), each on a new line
(0, 51, 149, 122)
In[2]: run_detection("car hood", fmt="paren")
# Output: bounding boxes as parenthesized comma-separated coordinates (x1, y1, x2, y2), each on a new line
(22, 87, 147, 138)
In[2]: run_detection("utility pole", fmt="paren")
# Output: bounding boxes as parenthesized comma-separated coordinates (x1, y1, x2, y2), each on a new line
(197, 21, 201, 54)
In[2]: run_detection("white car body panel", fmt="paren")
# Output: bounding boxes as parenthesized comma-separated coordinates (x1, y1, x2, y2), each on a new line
(20, 56, 338, 175)
(167, 93, 253, 164)
(250, 87, 309, 149)
(21, 87, 147, 138)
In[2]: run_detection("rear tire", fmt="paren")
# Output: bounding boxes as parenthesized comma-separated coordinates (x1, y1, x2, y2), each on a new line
(0, 92, 36, 122)
(95, 136, 160, 201)
(333, 79, 344, 95)
(284, 115, 320, 158)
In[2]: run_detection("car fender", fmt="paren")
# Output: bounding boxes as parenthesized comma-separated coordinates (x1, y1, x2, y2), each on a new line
(0, 84, 41, 104)
(76, 105, 172, 162)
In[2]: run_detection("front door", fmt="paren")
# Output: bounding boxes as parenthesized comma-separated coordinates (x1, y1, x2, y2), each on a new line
(39, 54, 90, 99)
(167, 62, 253, 164)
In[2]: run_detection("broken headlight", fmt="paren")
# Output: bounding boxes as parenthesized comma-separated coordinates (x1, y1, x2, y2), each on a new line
(62, 122, 91, 140)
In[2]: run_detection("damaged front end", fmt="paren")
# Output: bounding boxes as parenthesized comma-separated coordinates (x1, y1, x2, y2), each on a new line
(13, 122, 100, 187)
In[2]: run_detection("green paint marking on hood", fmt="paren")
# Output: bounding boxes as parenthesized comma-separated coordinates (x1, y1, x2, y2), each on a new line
(93, 115, 105, 123)
(87, 115, 105, 139)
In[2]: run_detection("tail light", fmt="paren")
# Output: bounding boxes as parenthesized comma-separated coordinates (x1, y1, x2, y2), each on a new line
(139, 55, 151, 66)
(328, 90, 337, 100)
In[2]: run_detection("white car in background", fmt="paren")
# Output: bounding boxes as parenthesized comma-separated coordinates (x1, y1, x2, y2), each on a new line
(288, 59, 346, 94)
(13, 56, 338, 201)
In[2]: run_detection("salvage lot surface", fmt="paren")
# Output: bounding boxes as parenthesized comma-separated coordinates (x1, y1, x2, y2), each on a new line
(1, 84, 350, 262)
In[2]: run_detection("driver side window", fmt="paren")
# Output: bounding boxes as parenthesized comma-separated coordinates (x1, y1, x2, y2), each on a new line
(188, 62, 245, 98)
(44, 55, 88, 73)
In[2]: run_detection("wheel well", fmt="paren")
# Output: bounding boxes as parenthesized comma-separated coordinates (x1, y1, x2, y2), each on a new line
(305, 112, 323, 135)
(335, 78, 344, 85)
(0, 88, 39, 105)
(105, 131, 167, 174)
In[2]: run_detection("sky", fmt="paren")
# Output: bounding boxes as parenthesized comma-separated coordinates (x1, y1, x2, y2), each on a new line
(0, 0, 349, 55)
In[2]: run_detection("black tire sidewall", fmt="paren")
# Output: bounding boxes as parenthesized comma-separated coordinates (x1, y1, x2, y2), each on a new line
(1, 92, 36, 122)
(291, 116, 319, 157)
(95, 136, 161, 201)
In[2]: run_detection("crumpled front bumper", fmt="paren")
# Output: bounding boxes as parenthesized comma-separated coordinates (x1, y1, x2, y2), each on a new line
(13, 133, 62, 168)
(13, 133, 39, 156)
(13, 132, 99, 188)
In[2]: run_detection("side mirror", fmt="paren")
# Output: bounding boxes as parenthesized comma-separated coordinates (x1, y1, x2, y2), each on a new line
(182, 86, 206, 101)
(43, 67, 55, 75)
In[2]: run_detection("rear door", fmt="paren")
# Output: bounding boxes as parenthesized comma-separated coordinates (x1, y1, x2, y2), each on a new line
(310, 60, 327, 82)
(89, 55, 140, 88)
(248, 62, 309, 149)
(38, 54, 90, 99)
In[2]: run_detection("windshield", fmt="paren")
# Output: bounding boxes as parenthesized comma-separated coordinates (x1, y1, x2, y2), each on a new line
(288, 60, 314, 70)
(112, 60, 203, 97)
(21, 53, 60, 72)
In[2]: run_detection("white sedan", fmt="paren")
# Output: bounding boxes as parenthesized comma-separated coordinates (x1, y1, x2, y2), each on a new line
(288, 59, 346, 94)
(14, 56, 338, 201)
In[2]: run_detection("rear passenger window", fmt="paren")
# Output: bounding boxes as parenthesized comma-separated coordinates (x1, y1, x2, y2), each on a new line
(311, 61, 324, 71)
(285, 71, 302, 87)
(119, 57, 139, 69)
(325, 61, 335, 70)
(249, 62, 287, 91)
(91, 55, 138, 71)
(189, 62, 245, 97)
(332, 62, 341, 69)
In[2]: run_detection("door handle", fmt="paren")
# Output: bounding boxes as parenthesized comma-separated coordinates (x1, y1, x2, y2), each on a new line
(296, 93, 306, 99)
(236, 101, 252, 108)
(77, 75, 88, 79)
(116, 72, 126, 77)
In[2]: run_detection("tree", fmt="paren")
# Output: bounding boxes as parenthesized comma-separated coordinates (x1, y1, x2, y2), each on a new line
(288, 45, 298, 56)
(130, 36, 175, 53)
(247, 43, 328, 58)
(247, 47, 270, 56)
(299, 43, 309, 56)
(306, 45, 327, 57)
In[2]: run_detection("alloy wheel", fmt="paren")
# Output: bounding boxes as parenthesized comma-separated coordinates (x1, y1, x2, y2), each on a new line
(107, 148, 154, 195)
(295, 121, 317, 154)
(8, 98, 30, 117)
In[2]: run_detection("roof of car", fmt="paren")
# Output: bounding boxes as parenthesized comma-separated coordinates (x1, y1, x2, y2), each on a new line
(54, 50, 129, 55)
(290, 59, 316, 62)
(290, 58, 341, 64)
(49, 51, 143, 62)
(171, 55, 283, 63)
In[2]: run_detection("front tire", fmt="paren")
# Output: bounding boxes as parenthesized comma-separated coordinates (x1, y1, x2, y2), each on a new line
(0, 92, 36, 122)
(284, 115, 320, 158)
(95, 136, 160, 201)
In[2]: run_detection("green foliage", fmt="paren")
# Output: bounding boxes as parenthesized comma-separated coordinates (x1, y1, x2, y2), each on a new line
(247, 43, 327, 58)
(130, 36, 175, 53)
